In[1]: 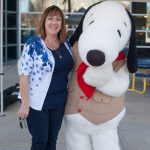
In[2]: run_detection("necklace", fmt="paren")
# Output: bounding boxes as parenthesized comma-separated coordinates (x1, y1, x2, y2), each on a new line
(54, 47, 63, 59)
(47, 46, 63, 59)
(44, 39, 62, 59)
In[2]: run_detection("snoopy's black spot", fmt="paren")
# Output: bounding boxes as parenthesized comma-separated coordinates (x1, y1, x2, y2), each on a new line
(89, 21, 94, 26)
(117, 30, 121, 38)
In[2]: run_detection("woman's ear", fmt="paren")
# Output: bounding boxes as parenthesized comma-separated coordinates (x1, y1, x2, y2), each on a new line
(126, 9, 138, 73)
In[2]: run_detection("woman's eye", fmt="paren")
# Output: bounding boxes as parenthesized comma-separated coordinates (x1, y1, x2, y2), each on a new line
(89, 21, 94, 26)
(57, 18, 62, 21)
(117, 30, 121, 38)
(48, 17, 52, 20)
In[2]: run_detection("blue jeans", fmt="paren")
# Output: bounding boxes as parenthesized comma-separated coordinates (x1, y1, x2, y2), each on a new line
(26, 107, 65, 150)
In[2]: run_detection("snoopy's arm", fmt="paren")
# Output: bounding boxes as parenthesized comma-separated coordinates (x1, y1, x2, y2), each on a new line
(83, 65, 113, 88)
(97, 65, 130, 97)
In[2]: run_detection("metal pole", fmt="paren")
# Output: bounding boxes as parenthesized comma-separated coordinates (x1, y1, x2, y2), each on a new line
(0, 0, 4, 116)
(4, 0, 7, 62)
(17, 0, 21, 58)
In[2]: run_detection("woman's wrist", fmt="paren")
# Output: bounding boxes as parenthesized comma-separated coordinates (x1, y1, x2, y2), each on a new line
(21, 100, 29, 106)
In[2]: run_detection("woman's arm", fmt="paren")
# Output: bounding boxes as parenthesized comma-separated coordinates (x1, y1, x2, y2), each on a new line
(17, 38, 34, 119)
(18, 75, 29, 119)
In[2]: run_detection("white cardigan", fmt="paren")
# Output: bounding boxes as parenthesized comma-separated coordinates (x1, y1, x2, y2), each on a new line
(18, 36, 72, 110)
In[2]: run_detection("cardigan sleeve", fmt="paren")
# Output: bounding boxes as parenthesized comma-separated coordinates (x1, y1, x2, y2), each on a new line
(19, 39, 34, 76)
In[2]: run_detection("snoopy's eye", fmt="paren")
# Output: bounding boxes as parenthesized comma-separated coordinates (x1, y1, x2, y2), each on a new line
(89, 21, 94, 25)
(117, 30, 121, 38)
(124, 22, 127, 27)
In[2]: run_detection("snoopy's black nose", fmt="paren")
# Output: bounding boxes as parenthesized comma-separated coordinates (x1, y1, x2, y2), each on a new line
(86, 50, 105, 66)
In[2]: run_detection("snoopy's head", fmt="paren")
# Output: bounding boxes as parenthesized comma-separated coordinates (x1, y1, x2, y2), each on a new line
(70, 1, 138, 73)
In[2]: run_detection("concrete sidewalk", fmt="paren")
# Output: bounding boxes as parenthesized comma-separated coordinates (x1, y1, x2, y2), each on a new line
(0, 62, 150, 150)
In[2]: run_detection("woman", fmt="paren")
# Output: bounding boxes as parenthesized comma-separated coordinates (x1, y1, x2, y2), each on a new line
(18, 5, 73, 150)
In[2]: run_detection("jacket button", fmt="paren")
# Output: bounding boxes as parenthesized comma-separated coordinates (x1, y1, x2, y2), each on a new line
(78, 108, 82, 112)
(80, 96, 84, 99)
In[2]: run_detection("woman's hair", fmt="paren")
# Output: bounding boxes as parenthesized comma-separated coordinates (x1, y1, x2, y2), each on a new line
(36, 5, 66, 44)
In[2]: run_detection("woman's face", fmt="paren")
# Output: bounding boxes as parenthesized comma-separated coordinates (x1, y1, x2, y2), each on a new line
(45, 13, 62, 36)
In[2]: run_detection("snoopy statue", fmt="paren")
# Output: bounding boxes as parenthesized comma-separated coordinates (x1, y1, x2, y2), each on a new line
(65, 1, 138, 150)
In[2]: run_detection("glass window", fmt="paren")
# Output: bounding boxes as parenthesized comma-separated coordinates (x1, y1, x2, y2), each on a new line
(67, 30, 74, 39)
(21, 30, 35, 43)
(3, 30, 5, 44)
(3, 0, 5, 10)
(7, 0, 16, 11)
(3, 13, 5, 27)
(138, 48, 150, 58)
(134, 16, 148, 30)
(132, 2, 147, 14)
(20, 0, 65, 12)
(136, 32, 150, 46)
(21, 14, 41, 28)
(7, 14, 16, 28)
(7, 30, 17, 44)
(132, 2, 150, 14)
(66, 12, 84, 31)
(0, 5, 2, 45)
(3, 47, 5, 61)
(7, 46, 17, 60)
(20, 0, 30, 12)
(145, 30, 150, 43)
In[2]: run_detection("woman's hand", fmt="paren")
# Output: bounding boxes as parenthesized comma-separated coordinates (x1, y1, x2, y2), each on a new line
(18, 75, 29, 119)
(18, 102, 29, 120)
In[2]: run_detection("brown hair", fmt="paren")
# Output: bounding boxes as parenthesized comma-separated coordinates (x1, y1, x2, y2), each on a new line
(36, 5, 66, 44)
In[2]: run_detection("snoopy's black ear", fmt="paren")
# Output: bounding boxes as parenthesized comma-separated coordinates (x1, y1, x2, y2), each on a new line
(126, 9, 138, 73)
(69, 17, 84, 46)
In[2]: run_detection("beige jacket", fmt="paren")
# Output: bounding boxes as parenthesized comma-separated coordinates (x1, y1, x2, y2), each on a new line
(65, 42, 125, 125)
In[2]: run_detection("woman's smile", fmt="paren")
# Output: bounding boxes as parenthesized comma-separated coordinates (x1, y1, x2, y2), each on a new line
(45, 15, 62, 35)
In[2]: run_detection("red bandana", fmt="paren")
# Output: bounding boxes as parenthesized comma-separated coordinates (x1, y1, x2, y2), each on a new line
(77, 51, 126, 100)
